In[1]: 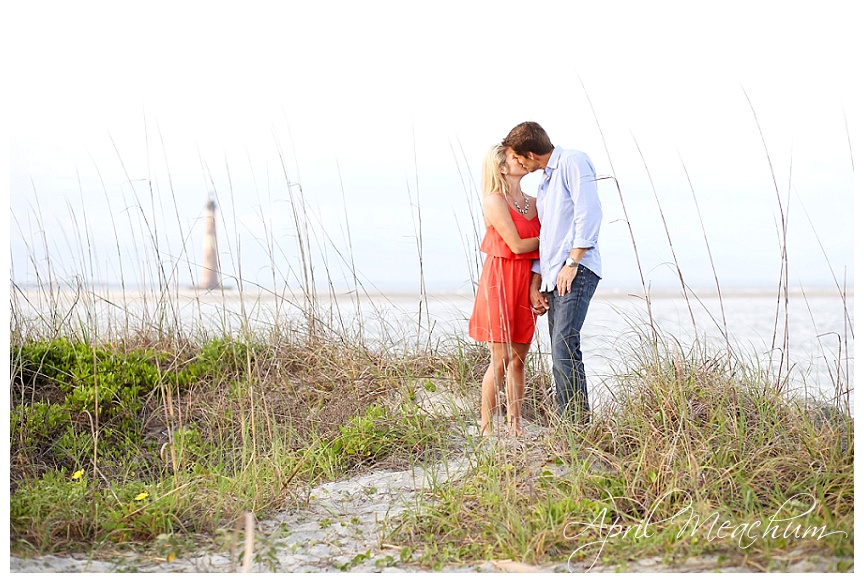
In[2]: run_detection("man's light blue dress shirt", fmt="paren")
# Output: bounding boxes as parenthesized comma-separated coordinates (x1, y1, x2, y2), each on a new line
(532, 146, 603, 292)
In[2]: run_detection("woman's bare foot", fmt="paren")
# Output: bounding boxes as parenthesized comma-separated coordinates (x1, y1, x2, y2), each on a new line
(507, 425, 523, 438)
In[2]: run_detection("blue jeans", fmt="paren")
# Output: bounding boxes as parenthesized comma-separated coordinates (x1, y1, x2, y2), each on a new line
(546, 264, 600, 423)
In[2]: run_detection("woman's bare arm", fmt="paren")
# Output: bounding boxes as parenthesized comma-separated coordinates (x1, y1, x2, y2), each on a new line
(482, 194, 539, 254)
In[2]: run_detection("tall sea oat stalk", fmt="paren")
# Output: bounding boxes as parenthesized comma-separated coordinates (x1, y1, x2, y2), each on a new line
(408, 124, 432, 345)
(679, 154, 733, 378)
(577, 75, 656, 345)
(449, 135, 483, 294)
(631, 133, 697, 342)
(743, 89, 790, 392)
(273, 130, 317, 334)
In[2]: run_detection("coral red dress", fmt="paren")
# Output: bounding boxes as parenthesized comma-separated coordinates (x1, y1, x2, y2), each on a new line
(468, 207, 541, 344)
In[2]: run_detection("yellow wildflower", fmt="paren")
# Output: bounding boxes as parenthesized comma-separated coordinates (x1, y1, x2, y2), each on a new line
(71, 469, 84, 481)
(135, 491, 150, 501)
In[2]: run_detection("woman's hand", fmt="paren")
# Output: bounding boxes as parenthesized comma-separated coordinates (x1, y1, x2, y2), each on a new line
(530, 274, 548, 315)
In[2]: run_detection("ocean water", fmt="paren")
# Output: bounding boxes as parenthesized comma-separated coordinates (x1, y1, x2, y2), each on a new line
(416, 288, 853, 409)
(11, 286, 854, 411)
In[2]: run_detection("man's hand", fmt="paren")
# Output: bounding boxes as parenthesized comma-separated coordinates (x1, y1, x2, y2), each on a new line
(556, 264, 578, 295)
(557, 249, 587, 295)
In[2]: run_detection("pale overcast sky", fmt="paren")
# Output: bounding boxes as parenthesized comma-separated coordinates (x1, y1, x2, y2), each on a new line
(7, 0, 861, 294)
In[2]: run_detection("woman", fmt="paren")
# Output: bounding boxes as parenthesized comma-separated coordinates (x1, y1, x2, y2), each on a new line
(468, 143, 541, 437)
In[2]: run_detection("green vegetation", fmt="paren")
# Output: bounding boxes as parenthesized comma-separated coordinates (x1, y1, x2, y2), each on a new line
(11, 337, 249, 482)
(390, 336, 853, 571)
(9, 328, 459, 557)
(9, 321, 853, 571)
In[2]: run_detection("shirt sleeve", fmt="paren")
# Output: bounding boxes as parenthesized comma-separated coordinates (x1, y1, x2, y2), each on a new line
(564, 154, 602, 250)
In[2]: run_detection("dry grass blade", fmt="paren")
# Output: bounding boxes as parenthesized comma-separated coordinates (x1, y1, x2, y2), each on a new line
(577, 74, 656, 344)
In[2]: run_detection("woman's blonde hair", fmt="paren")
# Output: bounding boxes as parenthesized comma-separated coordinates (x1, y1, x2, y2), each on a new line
(481, 143, 509, 198)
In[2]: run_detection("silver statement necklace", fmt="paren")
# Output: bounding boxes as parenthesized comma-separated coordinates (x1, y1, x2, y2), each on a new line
(508, 192, 530, 215)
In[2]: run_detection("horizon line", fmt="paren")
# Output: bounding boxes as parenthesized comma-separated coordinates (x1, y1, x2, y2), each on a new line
(9, 283, 854, 300)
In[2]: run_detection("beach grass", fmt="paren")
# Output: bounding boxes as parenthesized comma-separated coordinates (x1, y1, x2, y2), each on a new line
(8, 303, 853, 570)
(7, 126, 854, 571)
(390, 331, 853, 571)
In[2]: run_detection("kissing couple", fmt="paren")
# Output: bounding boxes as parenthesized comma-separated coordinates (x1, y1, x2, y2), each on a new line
(468, 121, 603, 437)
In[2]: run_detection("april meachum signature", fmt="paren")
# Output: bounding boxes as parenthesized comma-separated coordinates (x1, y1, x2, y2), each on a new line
(563, 489, 848, 572)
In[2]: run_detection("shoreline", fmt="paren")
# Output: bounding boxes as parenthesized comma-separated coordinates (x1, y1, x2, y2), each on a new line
(10, 285, 853, 301)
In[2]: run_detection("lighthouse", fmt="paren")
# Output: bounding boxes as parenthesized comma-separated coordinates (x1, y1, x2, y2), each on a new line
(199, 192, 221, 289)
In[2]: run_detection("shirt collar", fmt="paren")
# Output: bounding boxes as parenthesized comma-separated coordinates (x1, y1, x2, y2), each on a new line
(543, 146, 562, 178)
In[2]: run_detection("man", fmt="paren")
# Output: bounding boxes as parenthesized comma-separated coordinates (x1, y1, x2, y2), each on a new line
(502, 121, 602, 423)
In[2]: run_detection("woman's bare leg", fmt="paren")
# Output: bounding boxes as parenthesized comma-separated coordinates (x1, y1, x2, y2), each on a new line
(481, 342, 509, 436)
(505, 342, 531, 437)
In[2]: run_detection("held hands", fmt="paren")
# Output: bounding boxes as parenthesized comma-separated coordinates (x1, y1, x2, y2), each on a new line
(530, 285, 548, 316)
(529, 263, 577, 314)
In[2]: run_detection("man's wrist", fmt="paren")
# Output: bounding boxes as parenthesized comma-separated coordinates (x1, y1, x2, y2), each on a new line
(564, 257, 578, 268)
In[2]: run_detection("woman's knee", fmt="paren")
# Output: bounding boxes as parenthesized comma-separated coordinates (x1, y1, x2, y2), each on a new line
(508, 363, 525, 381)
(490, 343, 510, 364)
(488, 357, 507, 380)
(509, 343, 530, 364)
(508, 354, 525, 370)
(493, 358, 509, 377)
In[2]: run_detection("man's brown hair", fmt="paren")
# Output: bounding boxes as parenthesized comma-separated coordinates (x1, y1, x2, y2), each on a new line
(502, 121, 554, 157)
